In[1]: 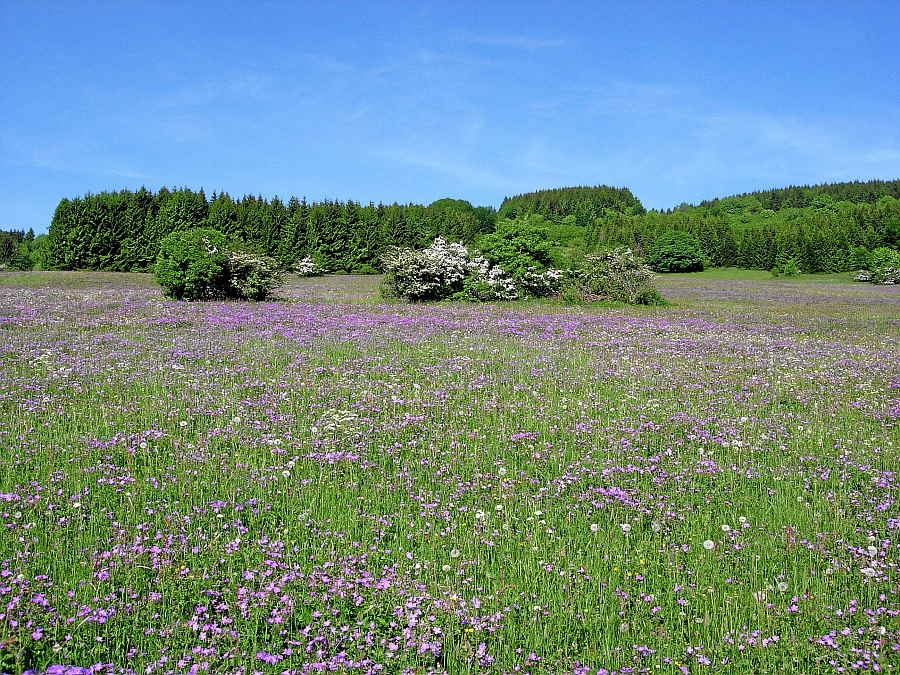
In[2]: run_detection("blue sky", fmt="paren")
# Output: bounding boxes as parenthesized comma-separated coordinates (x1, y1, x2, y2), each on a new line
(2, 1, 899, 232)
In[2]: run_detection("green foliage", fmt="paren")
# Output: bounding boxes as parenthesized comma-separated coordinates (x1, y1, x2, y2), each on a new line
(771, 257, 801, 277)
(563, 248, 664, 305)
(43, 179, 900, 279)
(0, 229, 31, 270)
(867, 247, 900, 283)
(450, 276, 498, 302)
(697, 178, 900, 211)
(647, 230, 705, 272)
(848, 245, 871, 270)
(223, 251, 283, 300)
(154, 228, 229, 300)
(476, 217, 555, 279)
(498, 185, 645, 223)
(586, 190, 900, 274)
(154, 229, 285, 300)
(869, 246, 900, 272)
(46, 188, 496, 275)
(428, 197, 474, 212)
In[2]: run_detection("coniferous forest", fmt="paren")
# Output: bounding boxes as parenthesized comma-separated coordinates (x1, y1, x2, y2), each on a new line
(5, 178, 898, 274)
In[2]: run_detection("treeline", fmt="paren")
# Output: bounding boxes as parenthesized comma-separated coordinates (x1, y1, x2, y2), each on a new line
(585, 195, 900, 272)
(587, 197, 899, 271)
(694, 179, 900, 212)
(46, 188, 497, 272)
(498, 185, 645, 223)
(39, 179, 900, 275)
(0, 228, 47, 270)
(493, 182, 899, 273)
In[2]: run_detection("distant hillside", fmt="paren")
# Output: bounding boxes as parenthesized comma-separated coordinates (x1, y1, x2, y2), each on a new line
(693, 179, 900, 212)
(586, 179, 900, 272)
(498, 185, 645, 224)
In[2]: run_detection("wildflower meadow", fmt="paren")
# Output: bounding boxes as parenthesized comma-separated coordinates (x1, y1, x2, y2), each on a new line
(0, 271, 897, 674)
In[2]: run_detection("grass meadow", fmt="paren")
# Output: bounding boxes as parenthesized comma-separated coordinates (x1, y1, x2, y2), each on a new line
(0, 271, 897, 674)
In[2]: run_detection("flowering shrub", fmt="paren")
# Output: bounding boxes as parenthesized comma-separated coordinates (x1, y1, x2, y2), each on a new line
(518, 266, 563, 298)
(381, 237, 564, 302)
(294, 255, 323, 277)
(381, 237, 472, 301)
(564, 247, 664, 305)
(382, 238, 659, 303)
(854, 247, 900, 284)
(154, 228, 284, 300)
(223, 251, 283, 300)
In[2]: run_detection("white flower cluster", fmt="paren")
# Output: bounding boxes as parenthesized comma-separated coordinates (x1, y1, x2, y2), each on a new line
(224, 251, 283, 300)
(381, 237, 567, 302)
(854, 268, 899, 284)
(382, 237, 529, 301)
(480, 265, 519, 300)
(294, 256, 323, 277)
(518, 266, 563, 298)
(381, 237, 469, 301)
(202, 237, 219, 255)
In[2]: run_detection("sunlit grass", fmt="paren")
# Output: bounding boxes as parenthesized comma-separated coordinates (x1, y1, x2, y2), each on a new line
(0, 272, 897, 674)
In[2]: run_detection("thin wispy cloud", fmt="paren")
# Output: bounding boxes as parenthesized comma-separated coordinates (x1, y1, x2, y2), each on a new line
(375, 146, 519, 192)
(1, 134, 150, 180)
(456, 33, 568, 49)
(156, 72, 274, 108)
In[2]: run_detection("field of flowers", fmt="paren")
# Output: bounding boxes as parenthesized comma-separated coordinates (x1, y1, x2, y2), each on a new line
(0, 271, 897, 674)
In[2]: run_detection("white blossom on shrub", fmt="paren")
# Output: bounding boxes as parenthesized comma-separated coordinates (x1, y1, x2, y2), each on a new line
(294, 256, 323, 277)
(564, 248, 663, 305)
(518, 266, 563, 298)
(381, 237, 473, 301)
(876, 267, 899, 284)
(224, 251, 283, 300)
(382, 237, 565, 302)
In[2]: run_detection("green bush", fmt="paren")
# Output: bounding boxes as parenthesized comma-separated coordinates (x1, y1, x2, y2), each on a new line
(563, 248, 665, 305)
(648, 230, 705, 272)
(848, 245, 870, 270)
(223, 251, 283, 300)
(154, 228, 284, 300)
(154, 228, 228, 300)
(477, 217, 555, 279)
(870, 246, 900, 272)
(771, 257, 801, 277)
